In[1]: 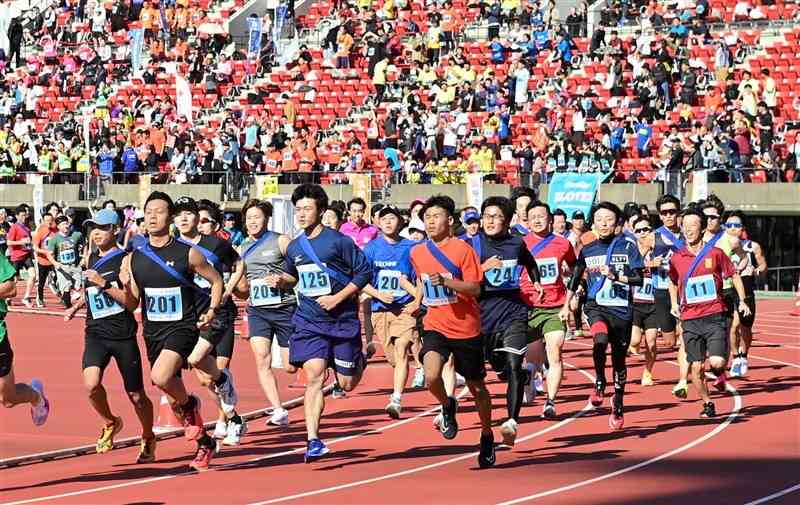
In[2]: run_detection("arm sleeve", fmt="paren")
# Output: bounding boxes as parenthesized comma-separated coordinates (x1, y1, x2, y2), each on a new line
(567, 253, 586, 292)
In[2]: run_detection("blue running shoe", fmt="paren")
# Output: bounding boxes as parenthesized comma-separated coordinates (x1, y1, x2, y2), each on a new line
(30, 379, 50, 426)
(304, 439, 329, 463)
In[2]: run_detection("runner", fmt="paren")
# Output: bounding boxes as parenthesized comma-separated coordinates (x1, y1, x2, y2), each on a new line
(121, 191, 225, 471)
(567, 201, 644, 430)
(172, 197, 242, 448)
(236, 198, 294, 431)
(668, 209, 750, 417)
(409, 195, 495, 468)
(283, 184, 372, 462)
(628, 216, 659, 385)
(467, 196, 541, 446)
(64, 209, 156, 462)
(459, 210, 481, 239)
(520, 200, 576, 419)
(722, 210, 767, 378)
(31, 213, 56, 308)
(6, 204, 36, 307)
(510, 186, 537, 236)
(47, 215, 84, 309)
(362, 204, 421, 419)
(0, 252, 50, 424)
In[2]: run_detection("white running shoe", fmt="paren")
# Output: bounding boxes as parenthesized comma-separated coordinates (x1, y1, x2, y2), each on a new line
(739, 357, 749, 377)
(432, 413, 443, 429)
(215, 368, 238, 415)
(385, 397, 402, 419)
(500, 419, 518, 446)
(455, 373, 466, 388)
(411, 367, 425, 388)
(223, 419, 247, 446)
(268, 407, 289, 427)
(729, 357, 742, 377)
(213, 420, 227, 439)
(534, 373, 545, 394)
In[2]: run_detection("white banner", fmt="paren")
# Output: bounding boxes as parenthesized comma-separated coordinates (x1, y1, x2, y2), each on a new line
(30, 174, 44, 226)
(465, 173, 483, 210)
(269, 196, 297, 237)
(692, 169, 708, 202)
(175, 73, 193, 124)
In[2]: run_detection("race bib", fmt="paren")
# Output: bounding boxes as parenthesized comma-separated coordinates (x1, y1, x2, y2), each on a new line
(485, 260, 521, 291)
(685, 274, 716, 305)
(87, 285, 124, 319)
(595, 278, 630, 307)
(58, 248, 76, 264)
(537, 257, 558, 285)
(377, 269, 405, 298)
(422, 273, 456, 307)
(144, 287, 183, 322)
(653, 269, 670, 290)
(297, 263, 332, 297)
(633, 277, 655, 303)
(249, 277, 281, 307)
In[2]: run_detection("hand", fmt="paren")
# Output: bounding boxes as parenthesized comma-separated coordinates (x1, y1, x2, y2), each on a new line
(119, 264, 131, 286)
(599, 265, 611, 278)
(428, 273, 447, 287)
(558, 305, 570, 322)
(317, 295, 340, 311)
(84, 269, 105, 287)
(738, 300, 751, 317)
(20, 237, 31, 245)
(403, 298, 422, 317)
(64, 307, 78, 321)
(265, 273, 281, 289)
(375, 291, 395, 305)
(533, 281, 544, 302)
(197, 309, 215, 329)
(670, 306, 680, 319)
(221, 290, 232, 305)
(482, 255, 503, 271)
(647, 255, 663, 269)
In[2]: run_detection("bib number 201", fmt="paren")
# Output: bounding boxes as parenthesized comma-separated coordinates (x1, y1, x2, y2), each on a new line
(145, 287, 183, 322)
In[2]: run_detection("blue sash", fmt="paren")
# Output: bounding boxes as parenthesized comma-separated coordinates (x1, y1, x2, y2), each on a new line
(91, 248, 126, 271)
(177, 237, 223, 271)
(137, 242, 210, 297)
(682, 232, 722, 302)
(241, 231, 275, 261)
(588, 235, 623, 298)
(297, 233, 352, 286)
(425, 240, 462, 280)
(513, 224, 529, 235)
(657, 226, 684, 249)
(470, 234, 482, 260)
(529, 233, 556, 256)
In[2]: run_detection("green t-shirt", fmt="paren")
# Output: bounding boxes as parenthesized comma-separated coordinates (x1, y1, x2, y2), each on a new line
(0, 254, 16, 342)
(49, 232, 83, 266)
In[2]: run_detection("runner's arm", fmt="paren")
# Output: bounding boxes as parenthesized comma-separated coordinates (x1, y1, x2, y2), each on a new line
(64, 295, 85, 319)
(0, 278, 17, 298)
(224, 258, 245, 301)
(119, 254, 141, 308)
(615, 267, 644, 287)
(668, 279, 679, 316)
(752, 241, 767, 276)
(189, 248, 223, 312)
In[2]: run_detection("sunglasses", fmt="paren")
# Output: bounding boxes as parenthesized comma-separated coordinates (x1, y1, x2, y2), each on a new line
(634, 227, 651, 234)
(705, 214, 720, 220)
(199, 217, 217, 225)
(659, 208, 678, 216)
(725, 222, 743, 229)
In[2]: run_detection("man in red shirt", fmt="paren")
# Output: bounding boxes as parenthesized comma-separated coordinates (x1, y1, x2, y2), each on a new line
(6, 205, 35, 306)
(668, 209, 750, 418)
(409, 195, 495, 469)
(520, 200, 577, 419)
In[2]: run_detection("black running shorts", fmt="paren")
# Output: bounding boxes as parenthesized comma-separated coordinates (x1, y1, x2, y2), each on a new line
(654, 289, 677, 333)
(144, 329, 199, 368)
(632, 303, 659, 331)
(0, 333, 13, 378)
(83, 332, 145, 392)
(682, 313, 729, 363)
(420, 331, 486, 381)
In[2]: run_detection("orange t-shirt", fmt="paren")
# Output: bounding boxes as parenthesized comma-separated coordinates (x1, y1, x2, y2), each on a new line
(33, 224, 55, 266)
(281, 148, 297, 171)
(410, 238, 482, 339)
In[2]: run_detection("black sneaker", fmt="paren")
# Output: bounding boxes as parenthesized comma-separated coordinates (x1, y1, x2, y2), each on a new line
(477, 433, 496, 469)
(438, 396, 458, 440)
(542, 399, 556, 419)
(700, 401, 716, 418)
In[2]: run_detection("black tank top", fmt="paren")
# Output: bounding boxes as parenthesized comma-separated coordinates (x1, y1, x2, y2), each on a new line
(85, 249, 137, 339)
(131, 238, 198, 341)
(180, 234, 239, 314)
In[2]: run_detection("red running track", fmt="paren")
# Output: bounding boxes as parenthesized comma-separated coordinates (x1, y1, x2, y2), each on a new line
(1, 299, 798, 505)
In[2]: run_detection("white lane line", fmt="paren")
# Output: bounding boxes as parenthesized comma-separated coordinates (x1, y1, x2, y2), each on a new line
(746, 355, 800, 369)
(495, 378, 742, 504)
(247, 364, 597, 505)
(1, 388, 470, 505)
(752, 340, 800, 350)
(743, 483, 800, 505)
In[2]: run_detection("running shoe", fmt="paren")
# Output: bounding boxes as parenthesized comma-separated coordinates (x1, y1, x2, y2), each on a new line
(269, 407, 289, 427)
(589, 381, 605, 408)
(411, 367, 425, 388)
(30, 379, 50, 426)
(672, 380, 689, 399)
(35, 298, 44, 308)
(534, 373, 545, 394)
(729, 357, 742, 377)
(641, 369, 654, 386)
(564, 329, 574, 341)
(700, 401, 716, 418)
(432, 413, 443, 429)
(477, 433, 496, 469)
(189, 441, 214, 471)
(304, 438, 329, 463)
(542, 399, 556, 419)
(213, 420, 228, 439)
(739, 357, 749, 377)
(223, 419, 247, 446)
(215, 368, 238, 415)
(609, 405, 624, 430)
(500, 419, 518, 446)
(712, 372, 728, 392)
(96, 416, 124, 454)
(331, 382, 346, 399)
(136, 437, 157, 464)
(439, 396, 459, 440)
(455, 373, 466, 388)
(385, 396, 402, 420)
(182, 395, 204, 441)
(365, 341, 377, 360)
(21, 298, 32, 308)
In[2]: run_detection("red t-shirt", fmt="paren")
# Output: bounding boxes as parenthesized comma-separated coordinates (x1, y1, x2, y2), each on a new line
(520, 233, 576, 308)
(410, 238, 482, 339)
(7, 222, 32, 262)
(668, 246, 735, 320)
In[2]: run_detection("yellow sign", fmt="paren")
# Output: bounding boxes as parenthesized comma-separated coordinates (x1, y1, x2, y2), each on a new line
(351, 174, 371, 210)
(138, 174, 151, 209)
(256, 175, 280, 199)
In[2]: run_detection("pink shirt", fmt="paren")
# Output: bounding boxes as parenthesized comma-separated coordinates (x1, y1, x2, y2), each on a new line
(339, 220, 379, 249)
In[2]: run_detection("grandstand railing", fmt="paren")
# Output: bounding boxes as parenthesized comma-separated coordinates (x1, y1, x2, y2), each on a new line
(766, 266, 800, 292)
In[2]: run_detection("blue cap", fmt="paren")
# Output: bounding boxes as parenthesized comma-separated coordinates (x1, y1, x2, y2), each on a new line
(85, 209, 119, 227)
(464, 211, 481, 223)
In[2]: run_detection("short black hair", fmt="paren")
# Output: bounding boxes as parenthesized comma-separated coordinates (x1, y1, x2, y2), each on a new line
(682, 208, 708, 229)
(623, 201, 640, 221)
(702, 194, 725, 215)
(348, 197, 367, 211)
(102, 199, 117, 209)
(371, 203, 385, 218)
(656, 194, 680, 211)
(723, 209, 746, 224)
(592, 201, 623, 222)
(420, 195, 456, 218)
(510, 186, 537, 206)
(292, 184, 329, 212)
(526, 200, 552, 217)
(45, 201, 60, 213)
(145, 191, 175, 214)
(15, 204, 30, 214)
(553, 208, 567, 220)
(197, 199, 223, 225)
(241, 198, 273, 220)
(481, 196, 514, 223)
(329, 200, 346, 216)
(632, 215, 651, 228)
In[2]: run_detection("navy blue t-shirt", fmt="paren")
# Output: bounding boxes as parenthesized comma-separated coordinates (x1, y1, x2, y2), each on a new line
(578, 235, 644, 321)
(286, 226, 372, 336)
(464, 230, 538, 335)
(363, 235, 416, 312)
